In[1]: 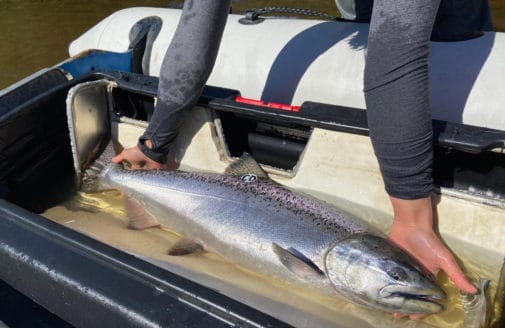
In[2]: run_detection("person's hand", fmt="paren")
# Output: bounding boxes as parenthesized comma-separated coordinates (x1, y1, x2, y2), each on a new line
(387, 196, 477, 320)
(112, 144, 164, 170)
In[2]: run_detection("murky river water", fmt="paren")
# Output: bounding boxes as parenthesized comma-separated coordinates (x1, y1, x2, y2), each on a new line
(0, 0, 504, 89)
(42, 189, 497, 328)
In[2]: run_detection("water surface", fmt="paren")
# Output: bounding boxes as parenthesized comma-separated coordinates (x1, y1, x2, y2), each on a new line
(43, 190, 494, 328)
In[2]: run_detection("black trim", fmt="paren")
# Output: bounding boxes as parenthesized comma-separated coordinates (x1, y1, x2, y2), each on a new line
(208, 99, 369, 136)
(0, 69, 68, 118)
(433, 120, 505, 154)
(0, 71, 119, 212)
(208, 98, 505, 154)
(0, 200, 290, 328)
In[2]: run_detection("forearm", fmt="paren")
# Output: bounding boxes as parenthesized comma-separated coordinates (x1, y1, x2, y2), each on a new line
(364, 0, 441, 199)
(139, 0, 232, 163)
(362, 0, 477, 302)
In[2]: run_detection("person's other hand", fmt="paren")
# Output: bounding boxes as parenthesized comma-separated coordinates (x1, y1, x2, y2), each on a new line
(387, 196, 477, 320)
(112, 145, 164, 170)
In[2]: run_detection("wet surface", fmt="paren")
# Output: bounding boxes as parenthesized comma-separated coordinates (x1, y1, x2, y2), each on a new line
(0, 0, 504, 89)
(40, 190, 501, 328)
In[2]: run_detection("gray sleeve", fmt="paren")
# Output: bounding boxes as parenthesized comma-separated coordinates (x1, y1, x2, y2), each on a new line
(364, 0, 441, 199)
(139, 0, 231, 163)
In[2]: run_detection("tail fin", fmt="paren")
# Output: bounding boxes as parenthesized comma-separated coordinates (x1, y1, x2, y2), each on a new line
(80, 141, 119, 192)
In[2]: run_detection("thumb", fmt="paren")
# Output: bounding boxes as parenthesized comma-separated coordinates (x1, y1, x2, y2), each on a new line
(111, 152, 124, 164)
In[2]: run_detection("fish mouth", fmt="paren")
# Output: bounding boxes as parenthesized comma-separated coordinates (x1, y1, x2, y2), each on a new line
(379, 286, 446, 313)
(388, 291, 444, 304)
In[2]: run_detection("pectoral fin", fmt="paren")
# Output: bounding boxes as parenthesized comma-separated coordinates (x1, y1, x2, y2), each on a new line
(168, 237, 204, 256)
(124, 195, 160, 230)
(272, 243, 325, 280)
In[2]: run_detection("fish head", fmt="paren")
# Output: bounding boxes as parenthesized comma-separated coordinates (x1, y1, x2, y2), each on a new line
(324, 233, 445, 314)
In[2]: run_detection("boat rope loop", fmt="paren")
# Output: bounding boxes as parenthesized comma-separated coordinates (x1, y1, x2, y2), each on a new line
(239, 7, 338, 25)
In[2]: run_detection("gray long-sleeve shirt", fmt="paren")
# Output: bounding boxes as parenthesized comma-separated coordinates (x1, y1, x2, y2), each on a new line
(140, 0, 491, 199)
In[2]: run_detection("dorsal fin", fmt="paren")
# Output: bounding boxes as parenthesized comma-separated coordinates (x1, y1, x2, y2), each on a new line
(225, 153, 268, 178)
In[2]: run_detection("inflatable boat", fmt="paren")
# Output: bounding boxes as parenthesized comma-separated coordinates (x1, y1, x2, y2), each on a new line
(0, 7, 504, 328)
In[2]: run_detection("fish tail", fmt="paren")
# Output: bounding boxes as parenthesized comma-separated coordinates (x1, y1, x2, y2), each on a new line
(81, 141, 118, 192)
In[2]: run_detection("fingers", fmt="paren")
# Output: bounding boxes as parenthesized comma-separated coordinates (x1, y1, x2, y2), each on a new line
(391, 252, 476, 323)
(393, 313, 407, 319)
(130, 163, 144, 170)
(393, 313, 426, 321)
(390, 225, 476, 299)
(111, 147, 165, 171)
(111, 149, 143, 169)
(438, 251, 477, 294)
(142, 158, 163, 170)
(409, 314, 428, 320)
(111, 152, 124, 164)
(112, 150, 138, 169)
(142, 163, 158, 170)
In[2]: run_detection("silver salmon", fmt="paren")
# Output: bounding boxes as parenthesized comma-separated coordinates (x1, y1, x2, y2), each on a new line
(86, 149, 445, 315)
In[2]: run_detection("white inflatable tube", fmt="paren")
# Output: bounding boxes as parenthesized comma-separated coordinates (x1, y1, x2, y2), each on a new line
(70, 7, 505, 131)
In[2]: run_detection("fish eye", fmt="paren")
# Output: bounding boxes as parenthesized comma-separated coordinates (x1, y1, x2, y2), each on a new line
(387, 267, 407, 282)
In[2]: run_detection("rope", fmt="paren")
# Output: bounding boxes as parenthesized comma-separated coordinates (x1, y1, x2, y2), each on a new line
(243, 7, 338, 22)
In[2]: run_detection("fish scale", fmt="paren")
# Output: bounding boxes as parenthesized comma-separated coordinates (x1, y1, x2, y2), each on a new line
(153, 169, 365, 235)
(108, 166, 348, 263)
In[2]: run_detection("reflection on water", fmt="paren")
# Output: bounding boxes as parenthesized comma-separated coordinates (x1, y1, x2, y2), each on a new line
(42, 190, 502, 328)
(0, 0, 504, 89)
